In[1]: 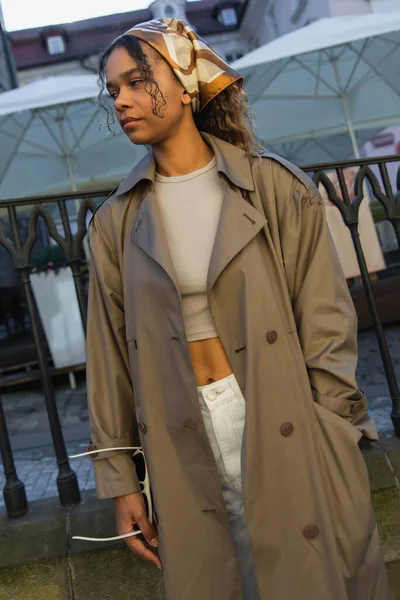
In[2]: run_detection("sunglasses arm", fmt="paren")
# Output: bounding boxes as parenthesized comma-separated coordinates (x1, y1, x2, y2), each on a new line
(72, 530, 143, 542)
(69, 447, 142, 459)
(68, 446, 149, 543)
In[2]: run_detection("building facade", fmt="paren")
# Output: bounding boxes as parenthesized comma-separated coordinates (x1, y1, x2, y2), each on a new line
(7, 0, 400, 86)
(0, 3, 17, 90)
(241, 0, 400, 49)
(10, 1, 250, 86)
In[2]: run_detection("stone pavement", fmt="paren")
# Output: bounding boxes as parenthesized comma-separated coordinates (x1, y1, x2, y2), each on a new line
(357, 325, 400, 435)
(0, 325, 400, 508)
(0, 381, 94, 507)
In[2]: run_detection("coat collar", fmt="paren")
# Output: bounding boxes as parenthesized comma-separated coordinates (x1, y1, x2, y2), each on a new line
(116, 132, 255, 196)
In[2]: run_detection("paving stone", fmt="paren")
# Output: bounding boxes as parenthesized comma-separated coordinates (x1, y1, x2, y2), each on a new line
(0, 558, 70, 600)
(364, 449, 397, 491)
(64, 401, 83, 417)
(60, 416, 81, 427)
(372, 487, 400, 564)
(386, 561, 400, 600)
(70, 546, 165, 600)
(18, 419, 40, 431)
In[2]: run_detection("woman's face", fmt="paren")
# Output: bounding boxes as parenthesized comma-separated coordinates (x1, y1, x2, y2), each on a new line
(105, 44, 191, 146)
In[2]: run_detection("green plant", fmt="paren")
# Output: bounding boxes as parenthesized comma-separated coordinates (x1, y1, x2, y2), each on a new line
(31, 244, 66, 274)
(370, 202, 387, 223)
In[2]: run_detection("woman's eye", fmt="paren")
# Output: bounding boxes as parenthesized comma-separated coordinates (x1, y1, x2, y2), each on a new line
(108, 91, 118, 100)
(130, 79, 143, 88)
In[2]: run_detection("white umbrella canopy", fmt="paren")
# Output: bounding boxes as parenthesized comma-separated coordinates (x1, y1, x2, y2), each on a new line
(268, 127, 382, 166)
(232, 12, 400, 163)
(0, 75, 145, 200)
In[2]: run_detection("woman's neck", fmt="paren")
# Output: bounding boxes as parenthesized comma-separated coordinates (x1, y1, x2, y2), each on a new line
(152, 125, 214, 178)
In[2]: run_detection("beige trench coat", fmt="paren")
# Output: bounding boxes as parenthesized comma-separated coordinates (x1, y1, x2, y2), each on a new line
(86, 133, 389, 600)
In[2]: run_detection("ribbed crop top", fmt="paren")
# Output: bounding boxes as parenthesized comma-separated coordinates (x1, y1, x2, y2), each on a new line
(154, 156, 224, 342)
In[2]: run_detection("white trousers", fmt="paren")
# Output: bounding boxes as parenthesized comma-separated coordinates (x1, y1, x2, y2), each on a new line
(197, 374, 260, 600)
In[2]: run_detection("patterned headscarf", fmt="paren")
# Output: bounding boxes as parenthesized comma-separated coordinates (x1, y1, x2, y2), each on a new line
(123, 18, 242, 112)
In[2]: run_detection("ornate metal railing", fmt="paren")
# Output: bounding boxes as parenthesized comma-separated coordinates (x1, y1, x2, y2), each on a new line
(0, 153, 399, 519)
(302, 154, 400, 441)
(0, 190, 106, 517)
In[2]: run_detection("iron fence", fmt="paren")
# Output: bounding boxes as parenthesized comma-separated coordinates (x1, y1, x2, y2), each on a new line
(302, 154, 400, 438)
(0, 153, 399, 518)
(0, 189, 106, 517)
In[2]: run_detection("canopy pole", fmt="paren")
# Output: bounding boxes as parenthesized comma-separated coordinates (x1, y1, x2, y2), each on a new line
(64, 152, 82, 229)
(58, 112, 78, 194)
(65, 152, 78, 193)
(58, 115, 91, 263)
(341, 93, 361, 159)
(332, 58, 361, 159)
(65, 151, 91, 265)
(58, 116, 81, 221)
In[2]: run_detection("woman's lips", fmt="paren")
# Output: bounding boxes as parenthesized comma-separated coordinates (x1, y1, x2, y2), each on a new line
(121, 118, 142, 131)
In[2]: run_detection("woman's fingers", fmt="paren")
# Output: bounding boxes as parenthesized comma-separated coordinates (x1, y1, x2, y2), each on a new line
(125, 534, 162, 569)
(137, 513, 159, 548)
(113, 493, 162, 569)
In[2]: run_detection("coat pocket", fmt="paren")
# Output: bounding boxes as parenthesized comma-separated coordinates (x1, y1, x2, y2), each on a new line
(313, 403, 376, 580)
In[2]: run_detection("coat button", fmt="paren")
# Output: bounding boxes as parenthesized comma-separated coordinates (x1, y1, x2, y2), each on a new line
(303, 524, 320, 540)
(86, 441, 98, 460)
(280, 422, 294, 437)
(184, 418, 197, 430)
(266, 330, 278, 344)
(138, 422, 147, 434)
(351, 401, 364, 415)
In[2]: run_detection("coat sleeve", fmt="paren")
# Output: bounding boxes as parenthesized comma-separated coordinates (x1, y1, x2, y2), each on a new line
(280, 181, 377, 440)
(86, 205, 142, 499)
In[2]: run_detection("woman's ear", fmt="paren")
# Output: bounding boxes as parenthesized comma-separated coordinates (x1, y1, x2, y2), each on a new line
(182, 89, 192, 106)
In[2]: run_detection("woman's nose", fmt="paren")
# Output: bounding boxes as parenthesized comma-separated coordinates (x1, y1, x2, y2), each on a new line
(114, 89, 133, 112)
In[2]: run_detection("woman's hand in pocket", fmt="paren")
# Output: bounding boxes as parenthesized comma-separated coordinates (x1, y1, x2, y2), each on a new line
(114, 492, 162, 569)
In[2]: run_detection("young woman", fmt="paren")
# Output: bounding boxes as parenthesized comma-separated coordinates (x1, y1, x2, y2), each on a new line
(86, 18, 389, 600)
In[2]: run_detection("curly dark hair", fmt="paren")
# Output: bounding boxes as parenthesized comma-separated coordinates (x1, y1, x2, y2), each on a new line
(98, 35, 262, 155)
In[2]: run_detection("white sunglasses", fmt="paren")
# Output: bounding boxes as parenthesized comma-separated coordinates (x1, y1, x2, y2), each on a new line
(69, 446, 152, 543)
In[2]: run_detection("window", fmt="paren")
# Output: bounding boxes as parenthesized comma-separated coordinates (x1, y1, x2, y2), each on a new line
(267, 6, 279, 39)
(304, 17, 317, 26)
(164, 4, 175, 18)
(46, 35, 66, 55)
(225, 51, 244, 63)
(218, 7, 238, 27)
(371, 132, 395, 149)
(291, 0, 308, 23)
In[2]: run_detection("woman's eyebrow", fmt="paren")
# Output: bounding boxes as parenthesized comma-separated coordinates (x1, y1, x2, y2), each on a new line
(106, 67, 141, 90)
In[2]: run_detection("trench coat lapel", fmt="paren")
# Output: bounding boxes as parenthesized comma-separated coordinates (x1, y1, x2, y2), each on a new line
(131, 184, 267, 296)
(131, 189, 180, 294)
(207, 186, 267, 294)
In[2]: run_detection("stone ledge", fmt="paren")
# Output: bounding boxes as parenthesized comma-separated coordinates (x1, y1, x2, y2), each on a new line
(0, 444, 398, 571)
(386, 560, 400, 600)
(363, 448, 396, 491)
(0, 491, 119, 570)
(361, 436, 400, 492)
(361, 440, 400, 565)
(0, 547, 398, 600)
